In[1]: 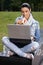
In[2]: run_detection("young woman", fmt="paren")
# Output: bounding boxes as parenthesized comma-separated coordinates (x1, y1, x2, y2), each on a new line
(2, 3, 40, 59)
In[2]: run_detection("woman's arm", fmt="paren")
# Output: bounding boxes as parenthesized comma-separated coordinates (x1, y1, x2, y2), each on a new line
(31, 22, 40, 41)
(35, 22, 40, 41)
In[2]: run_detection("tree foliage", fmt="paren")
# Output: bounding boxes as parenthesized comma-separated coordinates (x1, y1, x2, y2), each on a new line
(0, 0, 43, 11)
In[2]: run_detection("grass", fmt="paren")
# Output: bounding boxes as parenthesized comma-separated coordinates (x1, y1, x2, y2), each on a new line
(0, 11, 43, 51)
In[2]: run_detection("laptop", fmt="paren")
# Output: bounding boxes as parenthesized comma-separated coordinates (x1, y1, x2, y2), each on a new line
(7, 24, 31, 45)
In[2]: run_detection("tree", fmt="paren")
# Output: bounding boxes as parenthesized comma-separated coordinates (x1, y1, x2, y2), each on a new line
(10, 0, 22, 11)
(0, 0, 43, 11)
(0, 0, 5, 10)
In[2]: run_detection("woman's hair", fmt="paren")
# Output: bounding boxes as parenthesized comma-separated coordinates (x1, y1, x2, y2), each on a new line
(21, 3, 31, 10)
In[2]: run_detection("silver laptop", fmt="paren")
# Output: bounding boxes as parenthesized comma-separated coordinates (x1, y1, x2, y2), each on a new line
(7, 24, 31, 44)
(7, 24, 31, 39)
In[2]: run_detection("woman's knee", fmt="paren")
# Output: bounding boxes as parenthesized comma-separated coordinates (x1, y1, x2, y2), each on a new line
(31, 41, 40, 49)
(2, 36, 9, 43)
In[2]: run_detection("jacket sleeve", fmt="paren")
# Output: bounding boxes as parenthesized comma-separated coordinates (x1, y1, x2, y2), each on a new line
(14, 17, 22, 24)
(35, 22, 40, 41)
(31, 21, 40, 42)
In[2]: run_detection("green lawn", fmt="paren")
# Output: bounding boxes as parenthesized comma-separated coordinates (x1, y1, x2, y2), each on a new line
(0, 11, 43, 51)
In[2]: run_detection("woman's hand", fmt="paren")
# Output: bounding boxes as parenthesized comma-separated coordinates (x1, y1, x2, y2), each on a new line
(16, 20, 23, 24)
(16, 18, 27, 24)
(31, 35, 35, 41)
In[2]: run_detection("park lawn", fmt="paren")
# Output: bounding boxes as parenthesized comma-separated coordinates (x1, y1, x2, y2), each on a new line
(0, 11, 43, 51)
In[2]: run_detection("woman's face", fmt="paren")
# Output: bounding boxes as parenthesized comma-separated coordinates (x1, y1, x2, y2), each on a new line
(21, 7, 31, 20)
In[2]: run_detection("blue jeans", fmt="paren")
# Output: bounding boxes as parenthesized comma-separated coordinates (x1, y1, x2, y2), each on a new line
(2, 36, 39, 57)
